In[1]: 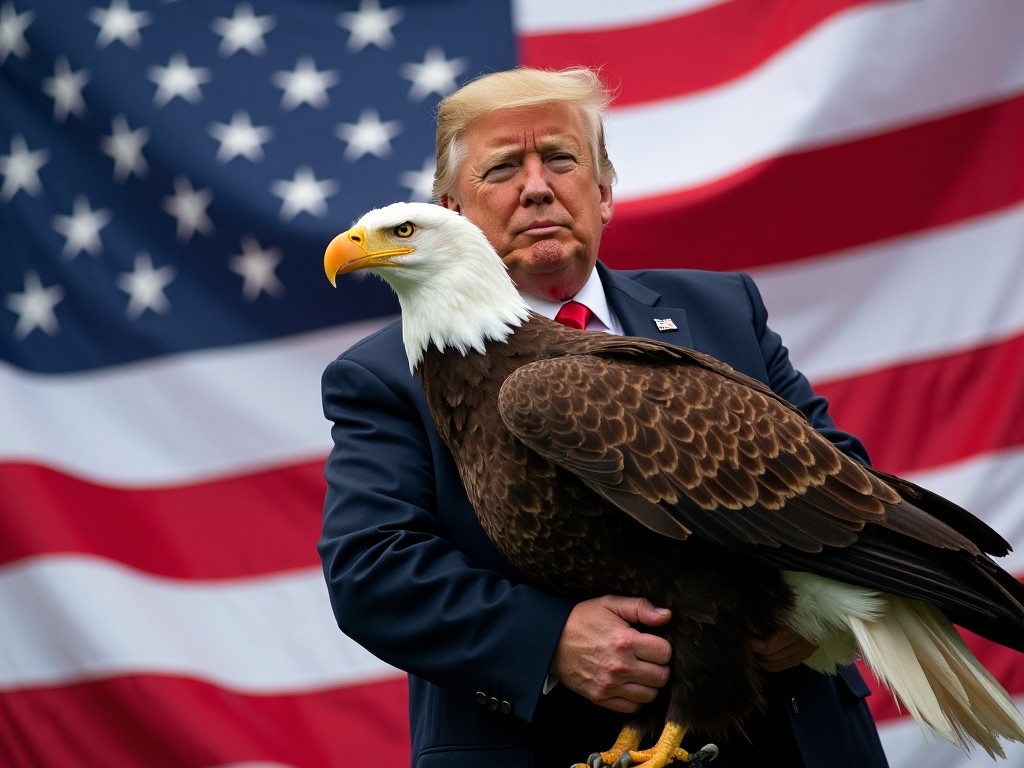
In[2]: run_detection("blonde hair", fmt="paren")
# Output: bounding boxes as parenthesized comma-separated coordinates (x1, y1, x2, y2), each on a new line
(432, 66, 617, 200)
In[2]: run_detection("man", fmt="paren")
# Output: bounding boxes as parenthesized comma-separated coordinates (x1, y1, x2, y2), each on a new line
(318, 67, 889, 767)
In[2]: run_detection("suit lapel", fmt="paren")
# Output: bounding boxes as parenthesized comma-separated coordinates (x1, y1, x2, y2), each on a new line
(597, 263, 695, 347)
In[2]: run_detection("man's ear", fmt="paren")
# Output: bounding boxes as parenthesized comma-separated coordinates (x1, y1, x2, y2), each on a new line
(439, 193, 461, 213)
(598, 183, 614, 226)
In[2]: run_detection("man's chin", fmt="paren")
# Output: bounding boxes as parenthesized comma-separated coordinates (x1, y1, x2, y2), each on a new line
(504, 244, 560, 273)
(505, 248, 593, 299)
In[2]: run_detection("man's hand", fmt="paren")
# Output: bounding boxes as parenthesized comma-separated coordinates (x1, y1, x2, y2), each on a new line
(550, 595, 672, 713)
(750, 626, 817, 672)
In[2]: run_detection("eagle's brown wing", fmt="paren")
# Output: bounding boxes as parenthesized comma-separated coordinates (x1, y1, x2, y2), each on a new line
(496, 332, 1024, 647)
(497, 333, 1004, 556)
(498, 339, 890, 552)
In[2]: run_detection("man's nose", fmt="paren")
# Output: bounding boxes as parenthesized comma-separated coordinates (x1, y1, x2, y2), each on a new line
(520, 157, 553, 205)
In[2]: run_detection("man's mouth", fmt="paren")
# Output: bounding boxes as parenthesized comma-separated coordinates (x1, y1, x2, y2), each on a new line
(520, 222, 563, 237)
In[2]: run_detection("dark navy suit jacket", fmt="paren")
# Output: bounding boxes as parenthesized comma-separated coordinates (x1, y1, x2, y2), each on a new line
(318, 265, 890, 768)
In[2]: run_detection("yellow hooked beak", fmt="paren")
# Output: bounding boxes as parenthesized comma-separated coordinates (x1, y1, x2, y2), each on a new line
(324, 226, 414, 287)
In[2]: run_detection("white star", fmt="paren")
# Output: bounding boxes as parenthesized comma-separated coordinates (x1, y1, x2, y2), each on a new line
(211, 2, 275, 56)
(148, 52, 212, 107)
(100, 114, 149, 182)
(335, 108, 402, 161)
(399, 156, 436, 201)
(162, 176, 215, 241)
(271, 56, 340, 110)
(41, 56, 90, 123)
(116, 252, 176, 320)
(51, 195, 111, 258)
(270, 165, 338, 221)
(88, 0, 152, 49)
(0, 134, 49, 201)
(337, 0, 403, 52)
(230, 234, 284, 302)
(0, 1, 33, 64)
(208, 110, 273, 163)
(5, 271, 64, 340)
(401, 47, 467, 102)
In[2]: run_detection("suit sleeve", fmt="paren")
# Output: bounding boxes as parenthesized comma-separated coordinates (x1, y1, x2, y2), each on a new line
(317, 351, 574, 724)
(739, 272, 871, 465)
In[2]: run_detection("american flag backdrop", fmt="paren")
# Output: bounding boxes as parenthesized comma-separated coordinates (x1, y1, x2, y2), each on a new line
(1, 0, 1022, 766)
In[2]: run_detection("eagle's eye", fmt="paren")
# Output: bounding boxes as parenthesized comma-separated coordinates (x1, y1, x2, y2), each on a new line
(393, 222, 415, 238)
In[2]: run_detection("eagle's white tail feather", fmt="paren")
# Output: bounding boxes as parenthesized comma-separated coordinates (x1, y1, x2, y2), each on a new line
(850, 597, 1024, 759)
(783, 571, 1024, 758)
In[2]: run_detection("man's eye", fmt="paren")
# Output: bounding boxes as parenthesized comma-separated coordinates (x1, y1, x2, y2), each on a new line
(483, 163, 517, 181)
(548, 154, 577, 170)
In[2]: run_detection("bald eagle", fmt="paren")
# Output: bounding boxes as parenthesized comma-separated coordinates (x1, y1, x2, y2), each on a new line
(324, 201, 1024, 767)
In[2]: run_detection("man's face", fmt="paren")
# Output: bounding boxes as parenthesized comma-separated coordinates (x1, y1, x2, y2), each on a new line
(440, 102, 613, 301)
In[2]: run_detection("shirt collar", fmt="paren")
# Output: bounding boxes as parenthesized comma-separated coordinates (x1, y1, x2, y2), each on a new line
(521, 266, 622, 334)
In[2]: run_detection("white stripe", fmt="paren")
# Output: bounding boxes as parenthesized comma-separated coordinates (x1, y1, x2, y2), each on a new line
(0, 317, 392, 486)
(0, 556, 397, 692)
(905, 447, 1024, 579)
(750, 202, 1024, 383)
(604, 0, 1024, 199)
(4, 208, 1022, 485)
(877, 695, 1024, 768)
(512, 0, 726, 33)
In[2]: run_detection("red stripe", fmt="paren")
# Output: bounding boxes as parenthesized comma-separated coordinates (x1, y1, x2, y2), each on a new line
(601, 92, 1024, 272)
(519, 0, 872, 106)
(863, 634, 1024, 724)
(0, 674, 408, 768)
(0, 460, 326, 577)
(815, 332, 1024, 477)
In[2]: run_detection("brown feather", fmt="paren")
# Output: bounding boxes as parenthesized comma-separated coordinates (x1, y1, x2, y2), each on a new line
(416, 312, 1024, 740)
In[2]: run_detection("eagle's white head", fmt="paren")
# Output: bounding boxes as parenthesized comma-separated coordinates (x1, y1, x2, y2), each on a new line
(324, 202, 532, 370)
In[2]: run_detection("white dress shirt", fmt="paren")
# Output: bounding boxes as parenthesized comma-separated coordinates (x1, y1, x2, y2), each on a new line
(520, 267, 624, 335)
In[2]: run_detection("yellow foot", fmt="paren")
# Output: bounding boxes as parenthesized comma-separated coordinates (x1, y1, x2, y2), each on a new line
(570, 724, 642, 768)
(628, 743, 718, 767)
(622, 721, 686, 768)
(572, 721, 718, 768)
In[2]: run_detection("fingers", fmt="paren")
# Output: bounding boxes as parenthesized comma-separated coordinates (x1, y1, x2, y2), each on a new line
(599, 595, 672, 669)
(587, 659, 670, 713)
(596, 686, 660, 714)
(550, 596, 673, 713)
(632, 627, 672, 666)
(750, 626, 817, 672)
(601, 594, 672, 628)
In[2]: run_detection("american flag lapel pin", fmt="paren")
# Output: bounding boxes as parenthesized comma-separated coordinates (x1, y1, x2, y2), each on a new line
(653, 318, 677, 332)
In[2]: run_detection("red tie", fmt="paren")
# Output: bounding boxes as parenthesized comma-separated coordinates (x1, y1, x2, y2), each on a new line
(554, 300, 592, 330)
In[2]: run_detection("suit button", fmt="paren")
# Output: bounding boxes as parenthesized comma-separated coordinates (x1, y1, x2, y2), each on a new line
(475, 691, 487, 706)
(489, 696, 501, 711)
(501, 700, 512, 715)
(790, 697, 800, 714)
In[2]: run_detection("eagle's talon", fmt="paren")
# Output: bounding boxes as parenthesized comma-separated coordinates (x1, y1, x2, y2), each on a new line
(614, 753, 632, 768)
(586, 752, 606, 768)
(685, 743, 719, 764)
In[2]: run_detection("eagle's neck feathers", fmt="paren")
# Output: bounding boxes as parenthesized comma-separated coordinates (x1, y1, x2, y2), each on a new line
(393, 231, 532, 371)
